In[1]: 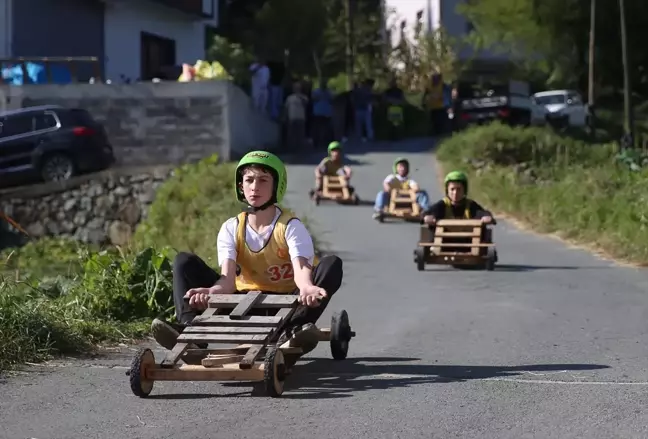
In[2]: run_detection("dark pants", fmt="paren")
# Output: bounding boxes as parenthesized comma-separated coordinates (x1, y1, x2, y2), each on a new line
(312, 115, 333, 149)
(430, 109, 447, 135)
(286, 119, 306, 152)
(172, 252, 343, 328)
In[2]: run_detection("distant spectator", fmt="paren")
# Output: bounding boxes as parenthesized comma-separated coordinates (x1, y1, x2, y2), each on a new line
(250, 58, 270, 113)
(311, 78, 334, 149)
(267, 60, 285, 120)
(284, 81, 309, 153)
(352, 79, 374, 142)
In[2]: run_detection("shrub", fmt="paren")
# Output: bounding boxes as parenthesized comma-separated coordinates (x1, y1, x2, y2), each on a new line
(436, 122, 648, 264)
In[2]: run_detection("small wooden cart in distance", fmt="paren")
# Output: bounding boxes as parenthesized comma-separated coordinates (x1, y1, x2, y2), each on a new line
(313, 175, 359, 205)
(375, 188, 421, 222)
(127, 291, 356, 398)
(413, 219, 497, 271)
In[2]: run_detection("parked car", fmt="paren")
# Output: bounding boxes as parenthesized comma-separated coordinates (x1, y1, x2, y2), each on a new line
(530, 89, 590, 129)
(0, 105, 114, 188)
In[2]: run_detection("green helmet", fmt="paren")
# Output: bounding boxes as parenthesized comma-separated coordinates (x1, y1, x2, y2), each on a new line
(328, 141, 342, 154)
(235, 151, 287, 205)
(444, 170, 468, 194)
(393, 157, 409, 173)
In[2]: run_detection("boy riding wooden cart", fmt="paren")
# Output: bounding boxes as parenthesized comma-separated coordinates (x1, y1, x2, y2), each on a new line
(127, 151, 355, 398)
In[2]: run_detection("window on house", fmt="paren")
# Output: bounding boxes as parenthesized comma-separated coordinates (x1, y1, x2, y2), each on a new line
(140, 32, 177, 81)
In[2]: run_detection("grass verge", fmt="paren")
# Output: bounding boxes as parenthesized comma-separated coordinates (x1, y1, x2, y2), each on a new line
(0, 154, 321, 371)
(435, 122, 648, 265)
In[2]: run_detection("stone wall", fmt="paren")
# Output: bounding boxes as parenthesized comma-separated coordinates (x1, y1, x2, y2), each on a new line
(0, 81, 280, 166)
(0, 166, 172, 247)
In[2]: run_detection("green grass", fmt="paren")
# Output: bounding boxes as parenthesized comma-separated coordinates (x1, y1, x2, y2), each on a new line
(436, 122, 648, 265)
(0, 153, 323, 371)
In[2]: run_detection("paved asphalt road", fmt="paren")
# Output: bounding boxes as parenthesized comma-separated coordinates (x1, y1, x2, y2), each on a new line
(2, 139, 648, 439)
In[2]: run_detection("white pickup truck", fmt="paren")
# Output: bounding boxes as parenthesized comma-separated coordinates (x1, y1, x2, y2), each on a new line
(530, 89, 590, 128)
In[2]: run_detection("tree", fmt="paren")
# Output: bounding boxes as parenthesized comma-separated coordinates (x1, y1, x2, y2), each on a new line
(388, 10, 468, 92)
(253, 0, 328, 76)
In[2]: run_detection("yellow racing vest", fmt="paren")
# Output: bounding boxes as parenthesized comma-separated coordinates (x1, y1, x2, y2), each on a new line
(426, 82, 445, 110)
(388, 176, 411, 190)
(234, 209, 319, 293)
(443, 197, 471, 219)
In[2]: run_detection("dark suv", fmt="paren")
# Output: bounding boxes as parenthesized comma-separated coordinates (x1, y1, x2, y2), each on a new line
(0, 105, 115, 188)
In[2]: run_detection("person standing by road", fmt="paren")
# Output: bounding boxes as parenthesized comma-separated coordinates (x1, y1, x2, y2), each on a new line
(250, 58, 270, 113)
(352, 79, 375, 142)
(311, 78, 334, 149)
(283, 81, 309, 153)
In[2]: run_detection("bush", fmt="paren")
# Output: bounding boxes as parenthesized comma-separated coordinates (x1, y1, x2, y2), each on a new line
(436, 122, 648, 264)
(1, 153, 297, 371)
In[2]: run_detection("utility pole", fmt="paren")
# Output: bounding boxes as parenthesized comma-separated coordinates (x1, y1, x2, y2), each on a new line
(587, 0, 595, 129)
(345, 0, 355, 91)
(619, 0, 634, 145)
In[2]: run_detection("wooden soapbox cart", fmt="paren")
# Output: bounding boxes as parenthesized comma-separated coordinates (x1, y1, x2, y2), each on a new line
(413, 219, 497, 271)
(374, 188, 421, 222)
(127, 291, 356, 398)
(312, 175, 359, 205)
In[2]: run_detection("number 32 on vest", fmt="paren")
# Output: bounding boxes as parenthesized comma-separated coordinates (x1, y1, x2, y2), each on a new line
(267, 263, 294, 281)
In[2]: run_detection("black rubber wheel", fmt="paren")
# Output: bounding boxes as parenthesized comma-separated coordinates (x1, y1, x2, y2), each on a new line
(330, 310, 352, 360)
(485, 247, 497, 271)
(353, 194, 360, 205)
(40, 153, 75, 182)
(377, 212, 384, 223)
(263, 347, 286, 397)
(414, 247, 425, 271)
(128, 347, 155, 397)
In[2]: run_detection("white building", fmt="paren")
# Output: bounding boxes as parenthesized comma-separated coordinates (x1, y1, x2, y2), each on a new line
(0, 0, 220, 83)
(103, 0, 219, 82)
(382, 0, 509, 64)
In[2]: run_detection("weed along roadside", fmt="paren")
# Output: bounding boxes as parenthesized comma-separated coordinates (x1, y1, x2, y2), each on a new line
(0, 154, 321, 372)
(435, 123, 648, 266)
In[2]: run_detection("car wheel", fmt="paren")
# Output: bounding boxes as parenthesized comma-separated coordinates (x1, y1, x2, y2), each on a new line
(41, 154, 75, 182)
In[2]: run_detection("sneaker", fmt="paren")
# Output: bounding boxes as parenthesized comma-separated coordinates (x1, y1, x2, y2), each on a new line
(151, 318, 182, 350)
(287, 323, 322, 356)
(372, 211, 382, 220)
(150, 318, 208, 351)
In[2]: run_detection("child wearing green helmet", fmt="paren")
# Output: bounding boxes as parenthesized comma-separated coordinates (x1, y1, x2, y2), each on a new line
(372, 157, 430, 219)
(311, 141, 354, 199)
(421, 170, 497, 259)
(151, 151, 344, 363)
(422, 170, 495, 224)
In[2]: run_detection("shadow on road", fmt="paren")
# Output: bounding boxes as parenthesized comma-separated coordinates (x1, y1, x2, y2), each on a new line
(272, 356, 610, 399)
(423, 264, 610, 272)
(492, 264, 609, 272)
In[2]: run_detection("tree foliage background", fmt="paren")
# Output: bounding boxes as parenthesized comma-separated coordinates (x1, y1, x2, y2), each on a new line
(458, 0, 648, 97)
(209, 0, 648, 100)
(211, 0, 385, 87)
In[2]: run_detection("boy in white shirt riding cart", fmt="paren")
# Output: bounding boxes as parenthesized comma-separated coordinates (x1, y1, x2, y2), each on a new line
(151, 151, 344, 367)
(372, 157, 430, 220)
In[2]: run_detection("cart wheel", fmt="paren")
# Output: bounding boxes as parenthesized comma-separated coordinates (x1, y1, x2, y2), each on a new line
(353, 194, 360, 205)
(330, 310, 352, 360)
(485, 247, 497, 271)
(264, 347, 287, 397)
(315, 194, 321, 206)
(128, 347, 155, 398)
(414, 247, 425, 271)
(377, 212, 384, 223)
